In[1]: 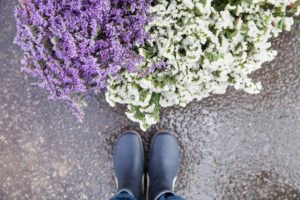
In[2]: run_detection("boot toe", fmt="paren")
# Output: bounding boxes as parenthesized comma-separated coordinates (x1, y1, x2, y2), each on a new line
(114, 131, 144, 199)
(148, 131, 181, 200)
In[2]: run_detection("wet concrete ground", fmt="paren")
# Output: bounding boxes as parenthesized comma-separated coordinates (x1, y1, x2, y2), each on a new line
(1, 1, 300, 200)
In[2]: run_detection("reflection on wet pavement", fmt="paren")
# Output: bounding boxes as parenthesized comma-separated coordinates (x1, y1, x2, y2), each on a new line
(0, 1, 300, 200)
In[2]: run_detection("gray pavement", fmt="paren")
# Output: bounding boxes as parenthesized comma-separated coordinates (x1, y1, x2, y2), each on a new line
(1, 1, 300, 200)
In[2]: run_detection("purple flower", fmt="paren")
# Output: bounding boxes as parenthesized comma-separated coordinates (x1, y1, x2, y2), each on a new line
(15, 0, 151, 119)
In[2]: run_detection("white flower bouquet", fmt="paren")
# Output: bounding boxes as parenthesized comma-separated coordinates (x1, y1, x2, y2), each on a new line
(106, 0, 300, 130)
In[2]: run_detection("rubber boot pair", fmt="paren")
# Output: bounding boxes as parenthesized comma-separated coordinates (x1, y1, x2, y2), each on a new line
(113, 131, 180, 200)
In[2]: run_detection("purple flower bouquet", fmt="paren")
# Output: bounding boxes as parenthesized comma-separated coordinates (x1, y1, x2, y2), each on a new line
(15, 0, 150, 118)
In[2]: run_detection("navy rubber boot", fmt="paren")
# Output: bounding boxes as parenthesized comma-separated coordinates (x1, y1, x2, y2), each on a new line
(113, 131, 144, 200)
(147, 131, 180, 200)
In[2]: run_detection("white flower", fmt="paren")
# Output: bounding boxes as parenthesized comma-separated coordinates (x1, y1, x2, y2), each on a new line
(216, 10, 234, 29)
(284, 17, 294, 31)
(182, 0, 194, 9)
(296, 5, 300, 15)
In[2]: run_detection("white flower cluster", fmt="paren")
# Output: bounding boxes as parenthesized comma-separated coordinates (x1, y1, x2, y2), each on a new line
(105, 0, 300, 131)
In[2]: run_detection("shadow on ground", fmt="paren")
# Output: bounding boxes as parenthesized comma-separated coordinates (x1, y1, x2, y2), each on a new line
(0, 1, 300, 200)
